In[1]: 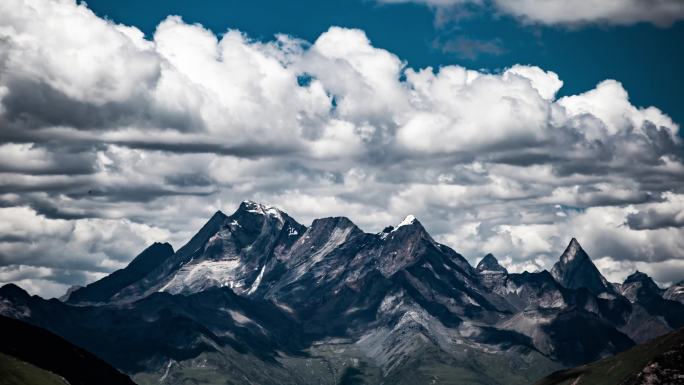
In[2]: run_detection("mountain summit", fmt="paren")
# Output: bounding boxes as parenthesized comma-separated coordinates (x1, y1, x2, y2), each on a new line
(619, 271, 663, 303)
(550, 238, 613, 296)
(477, 253, 508, 274)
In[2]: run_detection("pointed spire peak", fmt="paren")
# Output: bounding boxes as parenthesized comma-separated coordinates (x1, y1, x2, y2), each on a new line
(477, 253, 507, 274)
(551, 237, 614, 295)
(213, 209, 227, 217)
(624, 270, 653, 284)
(559, 237, 588, 264)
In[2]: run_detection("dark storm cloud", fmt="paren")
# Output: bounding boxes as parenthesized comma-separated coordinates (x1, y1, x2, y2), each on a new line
(165, 173, 215, 187)
(378, 0, 684, 27)
(626, 209, 684, 230)
(66, 185, 218, 203)
(0, 149, 97, 176)
(0, 78, 206, 134)
(113, 139, 302, 158)
(0, 234, 31, 243)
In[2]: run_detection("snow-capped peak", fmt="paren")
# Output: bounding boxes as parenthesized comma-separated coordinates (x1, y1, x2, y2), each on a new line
(239, 200, 284, 222)
(396, 215, 417, 229)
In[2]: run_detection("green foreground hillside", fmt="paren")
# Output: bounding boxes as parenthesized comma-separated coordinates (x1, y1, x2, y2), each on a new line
(535, 327, 684, 385)
(0, 352, 67, 385)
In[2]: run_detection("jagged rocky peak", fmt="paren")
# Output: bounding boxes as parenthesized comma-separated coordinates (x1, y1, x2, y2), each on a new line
(376, 214, 445, 277)
(378, 214, 432, 244)
(108, 201, 307, 301)
(624, 271, 658, 286)
(235, 200, 286, 221)
(227, 200, 291, 226)
(477, 253, 507, 274)
(290, 216, 362, 253)
(228, 201, 306, 236)
(551, 238, 613, 296)
(388, 214, 431, 238)
(222, 200, 306, 243)
(476, 254, 508, 291)
(664, 280, 684, 304)
(620, 271, 663, 303)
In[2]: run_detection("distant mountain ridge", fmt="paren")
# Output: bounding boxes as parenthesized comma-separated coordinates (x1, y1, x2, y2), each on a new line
(66, 242, 174, 304)
(1, 200, 683, 385)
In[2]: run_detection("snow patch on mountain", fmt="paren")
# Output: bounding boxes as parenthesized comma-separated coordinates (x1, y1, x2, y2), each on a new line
(395, 215, 417, 230)
(663, 283, 684, 304)
(247, 265, 266, 295)
(160, 260, 242, 294)
(241, 200, 285, 222)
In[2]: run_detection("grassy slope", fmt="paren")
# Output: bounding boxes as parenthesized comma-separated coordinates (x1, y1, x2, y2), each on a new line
(134, 340, 562, 385)
(534, 327, 684, 385)
(0, 352, 67, 385)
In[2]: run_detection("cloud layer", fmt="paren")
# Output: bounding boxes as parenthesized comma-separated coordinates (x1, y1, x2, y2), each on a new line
(0, 0, 683, 297)
(379, 0, 684, 27)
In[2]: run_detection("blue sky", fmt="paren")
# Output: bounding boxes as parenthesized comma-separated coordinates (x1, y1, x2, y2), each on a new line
(81, 0, 684, 133)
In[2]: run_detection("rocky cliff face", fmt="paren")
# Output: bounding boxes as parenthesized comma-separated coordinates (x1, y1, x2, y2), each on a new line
(550, 238, 614, 297)
(663, 280, 684, 304)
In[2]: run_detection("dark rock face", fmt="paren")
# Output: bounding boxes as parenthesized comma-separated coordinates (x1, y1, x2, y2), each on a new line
(477, 253, 509, 291)
(619, 272, 684, 335)
(663, 280, 684, 304)
(1, 202, 683, 385)
(550, 238, 614, 296)
(620, 271, 663, 303)
(0, 314, 136, 385)
(534, 326, 684, 385)
(0, 284, 304, 374)
(477, 254, 508, 274)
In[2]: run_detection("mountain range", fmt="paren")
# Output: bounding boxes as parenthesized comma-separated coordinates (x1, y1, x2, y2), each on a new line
(1, 200, 683, 385)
